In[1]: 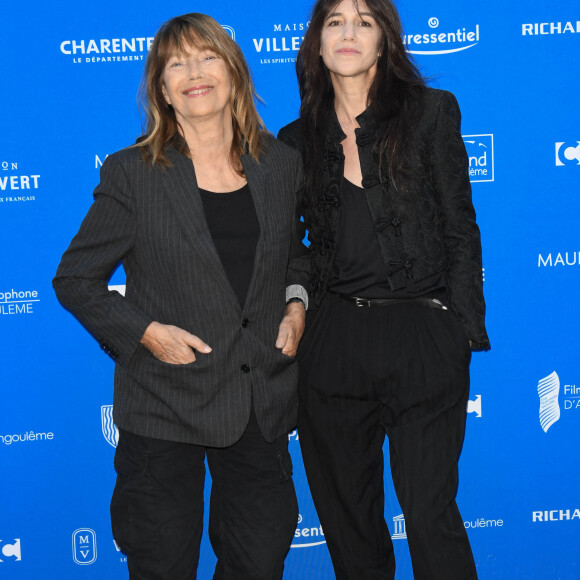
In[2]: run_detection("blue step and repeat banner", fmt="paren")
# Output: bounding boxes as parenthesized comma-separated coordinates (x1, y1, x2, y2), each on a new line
(1, 0, 578, 578)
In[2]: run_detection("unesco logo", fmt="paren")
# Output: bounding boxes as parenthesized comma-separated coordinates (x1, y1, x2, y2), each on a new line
(392, 514, 504, 536)
(463, 135, 494, 183)
(392, 514, 407, 540)
(0, 538, 21, 563)
(72, 529, 97, 565)
(555, 141, 580, 166)
(404, 17, 480, 55)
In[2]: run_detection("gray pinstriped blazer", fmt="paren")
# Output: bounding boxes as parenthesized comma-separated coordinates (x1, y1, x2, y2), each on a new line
(53, 136, 309, 446)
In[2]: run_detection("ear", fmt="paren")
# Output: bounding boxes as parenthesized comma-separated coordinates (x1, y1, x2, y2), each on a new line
(161, 83, 171, 106)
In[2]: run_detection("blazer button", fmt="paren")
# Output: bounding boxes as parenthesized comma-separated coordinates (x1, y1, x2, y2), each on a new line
(241, 364, 251, 374)
(242, 318, 249, 328)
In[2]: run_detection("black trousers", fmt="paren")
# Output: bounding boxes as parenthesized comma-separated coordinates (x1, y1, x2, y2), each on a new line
(110, 408, 298, 580)
(297, 292, 477, 580)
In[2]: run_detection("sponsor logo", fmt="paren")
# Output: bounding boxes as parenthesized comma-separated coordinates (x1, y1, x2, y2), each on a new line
(555, 141, 580, 166)
(393, 514, 504, 536)
(0, 161, 40, 204)
(564, 384, 580, 410)
(537, 371, 580, 430)
(221, 25, 235, 40)
(532, 509, 580, 522)
(95, 154, 108, 169)
(522, 21, 580, 36)
(538, 252, 579, 267)
(60, 36, 154, 64)
(292, 513, 326, 548)
(404, 17, 480, 55)
(538, 372, 561, 432)
(0, 539, 21, 563)
(463, 134, 494, 182)
(108, 284, 126, 296)
(538, 371, 580, 424)
(101, 405, 119, 448)
(0, 289, 40, 316)
(113, 539, 127, 563)
(392, 514, 407, 540)
(464, 517, 504, 529)
(467, 395, 482, 418)
(252, 21, 310, 65)
(1, 430, 54, 446)
(72, 529, 97, 565)
(288, 429, 299, 442)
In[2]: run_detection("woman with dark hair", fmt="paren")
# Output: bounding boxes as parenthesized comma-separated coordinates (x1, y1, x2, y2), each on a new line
(54, 12, 309, 579)
(278, 0, 489, 578)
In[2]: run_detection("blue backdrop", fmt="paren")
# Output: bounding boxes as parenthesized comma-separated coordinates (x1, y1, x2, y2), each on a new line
(1, 0, 579, 578)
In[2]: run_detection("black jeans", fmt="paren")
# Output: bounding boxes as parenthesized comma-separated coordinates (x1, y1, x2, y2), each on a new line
(110, 408, 298, 580)
(297, 292, 477, 580)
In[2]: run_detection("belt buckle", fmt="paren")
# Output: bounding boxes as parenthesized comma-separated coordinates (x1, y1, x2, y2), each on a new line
(354, 297, 370, 307)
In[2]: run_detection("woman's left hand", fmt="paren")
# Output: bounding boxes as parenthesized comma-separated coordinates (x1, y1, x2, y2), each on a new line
(276, 302, 306, 357)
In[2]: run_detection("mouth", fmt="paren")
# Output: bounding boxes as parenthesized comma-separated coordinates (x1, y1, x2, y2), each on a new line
(336, 48, 360, 55)
(183, 86, 213, 96)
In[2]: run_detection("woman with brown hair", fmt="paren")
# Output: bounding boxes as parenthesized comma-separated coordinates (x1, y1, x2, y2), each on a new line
(54, 13, 309, 579)
(279, 0, 489, 578)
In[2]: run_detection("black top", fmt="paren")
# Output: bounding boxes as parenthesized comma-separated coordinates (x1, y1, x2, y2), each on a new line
(199, 184, 260, 307)
(328, 177, 445, 299)
(277, 88, 489, 348)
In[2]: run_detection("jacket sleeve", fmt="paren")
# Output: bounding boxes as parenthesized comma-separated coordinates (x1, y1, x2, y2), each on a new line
(52, 155, 153, 366)
(430, 91, 490, 350)
(285, 147, 311, 305)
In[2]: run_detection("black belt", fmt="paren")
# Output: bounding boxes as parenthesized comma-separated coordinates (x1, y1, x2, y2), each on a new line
(336, 293, 448, 310)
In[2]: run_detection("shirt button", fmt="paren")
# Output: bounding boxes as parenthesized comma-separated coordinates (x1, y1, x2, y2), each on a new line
(242, 318, 249, 328)
(241, 364, 251, 374)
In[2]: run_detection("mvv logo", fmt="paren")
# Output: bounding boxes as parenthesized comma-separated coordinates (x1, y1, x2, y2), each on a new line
(72, 529, 97, 565)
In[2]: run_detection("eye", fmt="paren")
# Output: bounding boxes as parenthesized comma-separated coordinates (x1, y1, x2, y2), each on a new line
(168, 60, 183, 68)
(358, 19, 373, 27)
(327, 18, 342, 27)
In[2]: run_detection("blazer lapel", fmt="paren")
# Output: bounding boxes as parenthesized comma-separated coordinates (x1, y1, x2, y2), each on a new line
(162, 147, 240, 309)
(241, 153, 268, 306)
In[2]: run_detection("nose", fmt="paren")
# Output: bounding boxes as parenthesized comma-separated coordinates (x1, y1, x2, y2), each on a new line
(342, 21, 356, 41)
(186, 60, 203, 80)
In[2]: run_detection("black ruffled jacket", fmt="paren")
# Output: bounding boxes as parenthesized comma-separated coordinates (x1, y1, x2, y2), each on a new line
(278, 88, 490, 349)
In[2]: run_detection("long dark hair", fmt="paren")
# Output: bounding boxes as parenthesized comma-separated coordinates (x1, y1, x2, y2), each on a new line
(297, 0, 426, 194)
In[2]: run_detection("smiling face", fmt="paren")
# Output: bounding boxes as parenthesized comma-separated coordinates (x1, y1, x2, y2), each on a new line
(320, 0, 382, 81)
(161, 43, 233, 127)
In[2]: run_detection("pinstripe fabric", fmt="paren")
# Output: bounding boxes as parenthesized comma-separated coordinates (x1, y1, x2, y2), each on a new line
(53, 136, 309, 446)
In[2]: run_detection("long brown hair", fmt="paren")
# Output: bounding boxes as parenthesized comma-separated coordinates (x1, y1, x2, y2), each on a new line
(297, 0, 426, 191)
(137, 13, 266, 172)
